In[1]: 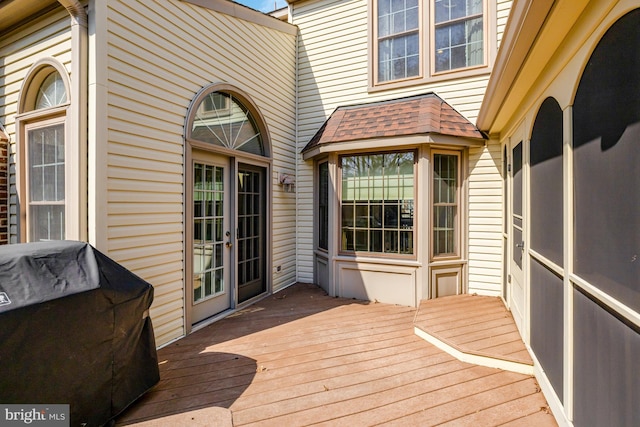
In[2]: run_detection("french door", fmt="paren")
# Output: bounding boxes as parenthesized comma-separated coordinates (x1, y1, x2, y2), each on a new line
(237, 164, 267, 303)
(191, 152, 232, 324)
(190, 151, 267, 326)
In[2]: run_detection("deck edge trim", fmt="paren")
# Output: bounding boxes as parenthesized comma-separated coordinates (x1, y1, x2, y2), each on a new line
(414, 326, 535, 376)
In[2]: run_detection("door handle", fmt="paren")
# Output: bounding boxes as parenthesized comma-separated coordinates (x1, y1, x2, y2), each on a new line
(515, 242, 524, 248)
(225, 241, 233, 248)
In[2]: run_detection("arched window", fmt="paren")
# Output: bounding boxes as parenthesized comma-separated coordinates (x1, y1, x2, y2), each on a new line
(35, 72, 67, 109)
(17, 62, 70, 242)
(187, 87, 268, 157)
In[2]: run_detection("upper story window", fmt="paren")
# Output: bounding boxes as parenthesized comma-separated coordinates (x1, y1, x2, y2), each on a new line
(377, 0, 420, 82)
(17, 64, 70, 242)
(373, 0, 486, 87)
(434, 0, 484, 72)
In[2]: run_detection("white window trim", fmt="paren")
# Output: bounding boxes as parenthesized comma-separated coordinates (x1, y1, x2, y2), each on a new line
(430, 148, 464, 261)
(316, 158, 330, 252)
(22, 116, 68, 242)
(430, 0, 489, 76)
(15, 60, 78, 243)
(337, 149, 418, 259)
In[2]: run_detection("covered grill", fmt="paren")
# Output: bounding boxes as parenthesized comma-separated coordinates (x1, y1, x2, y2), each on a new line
(0, 241, 159, 426)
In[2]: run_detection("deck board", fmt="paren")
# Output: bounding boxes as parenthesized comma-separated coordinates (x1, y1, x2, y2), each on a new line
(414, 294, 534, 366)
(116, 284, 553, 426)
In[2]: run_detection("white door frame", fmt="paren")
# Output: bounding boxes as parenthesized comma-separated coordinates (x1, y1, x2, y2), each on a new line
(188, 150, 234, 326)
(185, 144, 273, 334)
(508, 126, 528, 337)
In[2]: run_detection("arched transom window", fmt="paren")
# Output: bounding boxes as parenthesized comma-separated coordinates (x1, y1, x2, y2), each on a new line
(35, 72, 67, 110)
(189, 90, 266, 157)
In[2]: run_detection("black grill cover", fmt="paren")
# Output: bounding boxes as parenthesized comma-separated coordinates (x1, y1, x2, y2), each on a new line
(0, 241, 159, 426)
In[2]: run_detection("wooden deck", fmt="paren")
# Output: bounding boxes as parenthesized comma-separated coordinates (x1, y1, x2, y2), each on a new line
(414, 294, 534, 375)
(116, 284, 556, 426)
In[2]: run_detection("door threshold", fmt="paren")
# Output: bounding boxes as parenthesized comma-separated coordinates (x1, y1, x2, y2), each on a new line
(190, 291, 272, 334)
(191, 308, 237, 333)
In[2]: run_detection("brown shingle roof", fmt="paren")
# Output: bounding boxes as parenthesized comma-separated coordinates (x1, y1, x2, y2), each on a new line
(302, 93, 485, 153)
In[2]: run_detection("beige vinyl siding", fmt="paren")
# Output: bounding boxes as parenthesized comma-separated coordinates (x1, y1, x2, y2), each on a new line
(102, 0, 296, 346)
(0, 8, 72, 244)
(467, 141, 503, 295)
(292, 0, 511, 284)
(496, 0, 513, 47)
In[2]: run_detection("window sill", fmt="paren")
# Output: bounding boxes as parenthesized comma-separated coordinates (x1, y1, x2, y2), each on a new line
(429, 258, 467, 267)
(334, 253, 421, 268)
(368, 65, 492, 94)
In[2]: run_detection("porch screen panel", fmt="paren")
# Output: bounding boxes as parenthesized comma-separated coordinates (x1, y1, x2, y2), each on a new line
(573, 288, 640, 426)
(529, 97, 564, 404)
(530, 258, 564, 403)
(573, 9, 640, 312)
(530, 97, 563, 267)
(341, 152, 415, 254)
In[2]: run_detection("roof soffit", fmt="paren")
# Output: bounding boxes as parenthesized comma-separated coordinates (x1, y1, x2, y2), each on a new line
(477, 0, 592, 134)
(0, 0, 59, 35)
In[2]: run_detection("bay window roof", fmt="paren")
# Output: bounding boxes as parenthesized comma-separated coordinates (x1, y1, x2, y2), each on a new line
(302, 93, 485, 159)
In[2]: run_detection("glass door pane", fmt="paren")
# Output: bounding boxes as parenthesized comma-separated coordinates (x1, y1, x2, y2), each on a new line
(193, 163, 225, 303)
(191, 154, 231, 325)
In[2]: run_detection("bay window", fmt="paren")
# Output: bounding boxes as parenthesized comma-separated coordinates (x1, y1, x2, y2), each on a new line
(340, 151, 415, 255)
